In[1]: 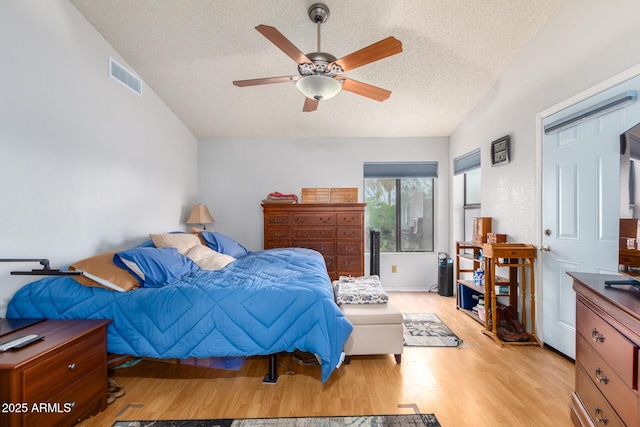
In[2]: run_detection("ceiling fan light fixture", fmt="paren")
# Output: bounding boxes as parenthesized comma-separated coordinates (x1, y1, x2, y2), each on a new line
(295, 75, 341, 101)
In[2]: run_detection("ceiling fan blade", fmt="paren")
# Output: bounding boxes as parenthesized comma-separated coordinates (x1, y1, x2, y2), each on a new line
(303, 97, 319, 112)
(233, 76, 293, 87)
(333, 37, 402, 72)
(256, 25, 313, 64)
(340, 78, 392, 102)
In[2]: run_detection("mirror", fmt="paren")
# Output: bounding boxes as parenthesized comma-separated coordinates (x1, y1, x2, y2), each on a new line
(619, 122, 640, 274)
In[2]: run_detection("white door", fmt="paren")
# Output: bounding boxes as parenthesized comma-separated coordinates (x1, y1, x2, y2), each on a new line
(541, 77, 640, 359)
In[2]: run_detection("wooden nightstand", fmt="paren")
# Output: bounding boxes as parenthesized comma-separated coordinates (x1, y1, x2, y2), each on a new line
(0, 319, 110, 427)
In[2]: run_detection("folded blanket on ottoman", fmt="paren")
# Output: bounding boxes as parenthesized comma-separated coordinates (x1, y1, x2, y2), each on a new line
(335, 275, 389, 304)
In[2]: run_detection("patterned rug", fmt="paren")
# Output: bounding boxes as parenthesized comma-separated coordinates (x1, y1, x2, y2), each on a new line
(403, 313, 463, 347)
(112, 414, 441, 427)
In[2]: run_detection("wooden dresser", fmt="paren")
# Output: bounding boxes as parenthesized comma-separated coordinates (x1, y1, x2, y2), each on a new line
(263, 203, 365, 280)
(569, 272, 640, 427)
(0, 319, 110, 427)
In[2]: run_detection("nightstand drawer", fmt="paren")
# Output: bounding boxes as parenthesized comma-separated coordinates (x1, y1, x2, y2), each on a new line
(23, 331, 105, 402)
(24, 365, 106, 427)
(576, 301, 637, 389)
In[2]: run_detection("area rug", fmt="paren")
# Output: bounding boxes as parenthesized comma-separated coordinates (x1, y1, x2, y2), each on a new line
(403, 313, 463, 347)
(112, 414, 441, 427)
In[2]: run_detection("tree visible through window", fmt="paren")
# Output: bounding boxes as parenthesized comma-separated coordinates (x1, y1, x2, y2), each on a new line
(364, 177, 434, 252)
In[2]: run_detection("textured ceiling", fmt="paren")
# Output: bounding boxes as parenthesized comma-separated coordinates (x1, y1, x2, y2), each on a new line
(70, 0, 561, 139)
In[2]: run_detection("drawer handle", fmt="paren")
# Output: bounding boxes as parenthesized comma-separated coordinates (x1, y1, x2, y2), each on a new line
(594, 407, 608, 424)
(594, 368, 609, 384)
(591, 328, 605, 343)
(68, 363, 76, 371)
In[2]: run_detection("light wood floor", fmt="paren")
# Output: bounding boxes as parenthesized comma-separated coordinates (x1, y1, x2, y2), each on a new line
(78, 291, 575, 426)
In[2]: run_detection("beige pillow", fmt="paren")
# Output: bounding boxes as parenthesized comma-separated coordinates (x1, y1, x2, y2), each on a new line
(186, 245, 235, 270)
(150, 233, 201, 255)
(69, 251, 139, 292)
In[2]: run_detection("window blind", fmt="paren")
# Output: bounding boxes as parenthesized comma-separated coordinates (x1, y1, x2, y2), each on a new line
(363, 161, 438, 178)
(453, 148, 481, 175)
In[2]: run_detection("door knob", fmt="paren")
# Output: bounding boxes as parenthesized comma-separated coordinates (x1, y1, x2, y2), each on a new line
(541, 245, 551, 254)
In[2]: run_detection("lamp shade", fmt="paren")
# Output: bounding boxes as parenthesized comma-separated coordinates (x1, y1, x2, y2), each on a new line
(186, 204, 214, 226)
(295, 75, 342, 101)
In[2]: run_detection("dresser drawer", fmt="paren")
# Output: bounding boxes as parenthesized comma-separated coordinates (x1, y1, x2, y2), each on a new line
(336, 213, 362, 226)
(336, 242, 362, 255)
(266, 240, 291, 249)
(324, 256, 336, 273)
(337, 227, 363, 240)
(296, 241, 335, 255)
(266, 214, 291, 226)
(293, 214, 335, 226)
(265, 227, 290, 240)
(293, 228, 335, 240)
(576, 364, 625, 427)
(23, 331, 105, 402)
(576, 300, 638, 390)
(577, 334, 639, 426)
(24, 365, 106, 427)
(337, 255, 362, 273)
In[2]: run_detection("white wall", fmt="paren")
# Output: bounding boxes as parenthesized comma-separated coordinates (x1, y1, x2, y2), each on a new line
(449, 0, 640, 252)
(0, 1, 198, 314)
(197, 137, 449, 290)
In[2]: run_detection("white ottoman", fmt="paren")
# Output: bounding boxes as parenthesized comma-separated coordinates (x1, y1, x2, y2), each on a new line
(339, 302, 404, 364)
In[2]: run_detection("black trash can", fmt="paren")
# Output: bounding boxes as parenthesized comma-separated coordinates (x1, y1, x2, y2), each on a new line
(437, 252, 453, 296)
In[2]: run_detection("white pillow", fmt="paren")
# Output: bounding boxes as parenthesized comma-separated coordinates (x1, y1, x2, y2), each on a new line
(186, 245, 235, 270)
(150, 233, 201, 255)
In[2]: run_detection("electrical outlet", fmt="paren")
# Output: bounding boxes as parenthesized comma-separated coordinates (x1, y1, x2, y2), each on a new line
(391, 265, 397, 273)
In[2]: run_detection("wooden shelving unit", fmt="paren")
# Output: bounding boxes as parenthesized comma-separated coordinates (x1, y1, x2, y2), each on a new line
(455, 240, 541, 347)
(482, 243, 542, 347)
(455, 241, 488, 327)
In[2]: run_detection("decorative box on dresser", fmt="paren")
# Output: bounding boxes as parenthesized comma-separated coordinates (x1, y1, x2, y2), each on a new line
(263, 203, 365, 280)
(569, 272, 640, 427)
(0, 319, 110, 427)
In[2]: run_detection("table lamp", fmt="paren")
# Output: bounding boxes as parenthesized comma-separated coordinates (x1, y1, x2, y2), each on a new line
(186, 204, 214, 230)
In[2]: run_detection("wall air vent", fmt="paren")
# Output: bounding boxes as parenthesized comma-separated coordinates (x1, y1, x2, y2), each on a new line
(109, 57, 142, 96)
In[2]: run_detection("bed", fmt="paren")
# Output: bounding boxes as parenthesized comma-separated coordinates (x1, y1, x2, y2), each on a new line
(6, 232, 353, 383)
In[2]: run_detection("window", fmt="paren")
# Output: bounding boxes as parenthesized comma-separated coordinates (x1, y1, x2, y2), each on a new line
(454, 149, 481, 241)
(463, 168, 481, 241)
(364, 162, 437, 253)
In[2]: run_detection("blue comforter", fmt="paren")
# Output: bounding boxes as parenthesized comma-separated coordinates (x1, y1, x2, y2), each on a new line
(7, 248, 352, 382)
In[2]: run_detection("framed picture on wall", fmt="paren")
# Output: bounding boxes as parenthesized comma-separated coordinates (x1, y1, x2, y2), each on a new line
(491, 135, 510, 166)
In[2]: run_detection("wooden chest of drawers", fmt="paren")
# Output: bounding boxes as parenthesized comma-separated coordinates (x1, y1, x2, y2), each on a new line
(569, 273, 640, 427)
(263, 203, 366, 280)
(0, 319, 110, 427)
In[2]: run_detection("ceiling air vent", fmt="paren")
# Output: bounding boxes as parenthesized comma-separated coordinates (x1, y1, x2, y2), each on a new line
(109, 57, 142, 96)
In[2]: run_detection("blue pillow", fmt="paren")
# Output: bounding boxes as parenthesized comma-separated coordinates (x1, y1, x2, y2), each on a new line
(113, 247, 200, 288)
(200, 232, 250, 258)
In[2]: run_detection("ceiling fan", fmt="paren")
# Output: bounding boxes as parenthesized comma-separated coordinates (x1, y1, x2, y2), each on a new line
(232, 3, 403, 112)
